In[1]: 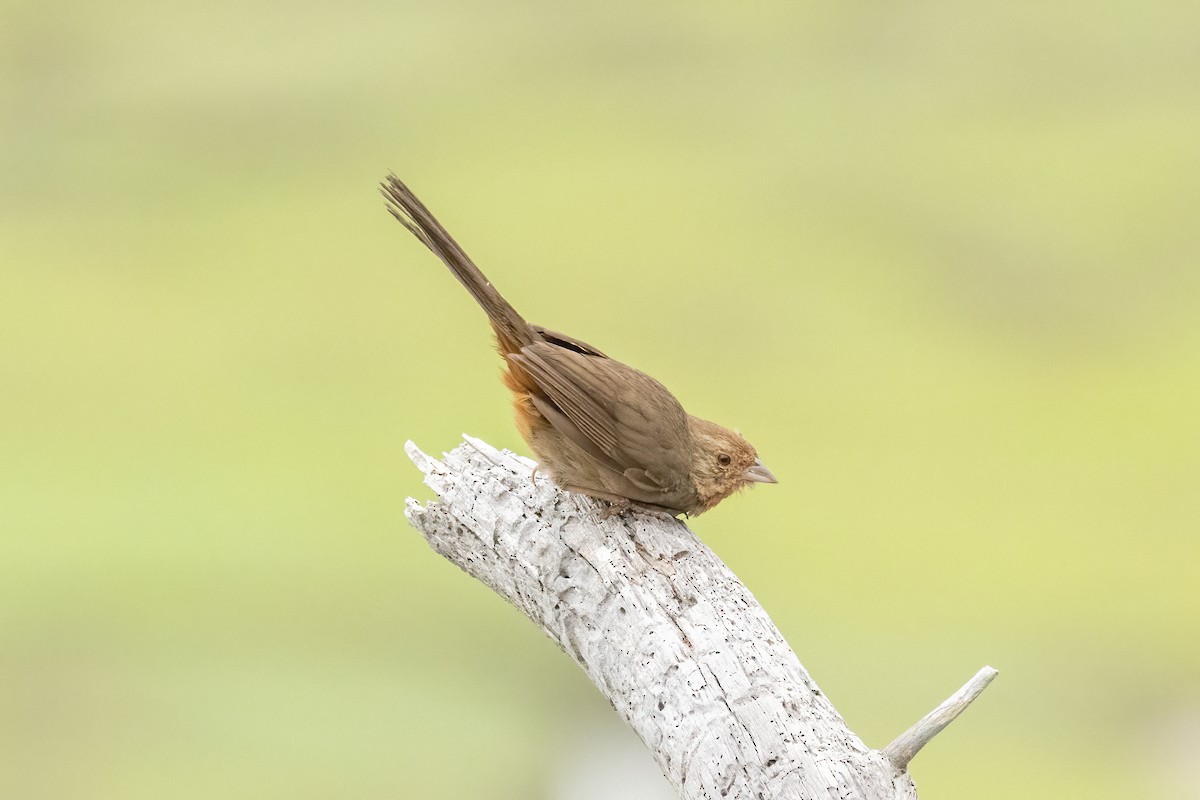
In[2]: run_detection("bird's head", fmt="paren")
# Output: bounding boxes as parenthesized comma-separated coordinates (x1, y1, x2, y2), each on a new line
(686, 416, 777, 514)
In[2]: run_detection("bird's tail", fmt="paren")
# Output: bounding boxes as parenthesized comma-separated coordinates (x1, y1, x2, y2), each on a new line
(381, 174, 534, 353)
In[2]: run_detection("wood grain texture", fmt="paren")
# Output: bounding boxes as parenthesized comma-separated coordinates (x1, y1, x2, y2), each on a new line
(405, 436, 919, 800)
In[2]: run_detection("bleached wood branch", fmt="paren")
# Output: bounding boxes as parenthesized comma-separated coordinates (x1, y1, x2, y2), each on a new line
(882, 666, 998, 771)
(404, 436, 995, 800)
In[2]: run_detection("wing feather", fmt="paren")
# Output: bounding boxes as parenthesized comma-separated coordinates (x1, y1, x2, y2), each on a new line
(509, 342, 692, 489)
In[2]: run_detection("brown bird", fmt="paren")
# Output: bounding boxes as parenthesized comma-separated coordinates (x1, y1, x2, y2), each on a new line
(381, 174, 776, 516)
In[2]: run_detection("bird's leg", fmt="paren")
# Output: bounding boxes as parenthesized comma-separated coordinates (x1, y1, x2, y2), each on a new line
(597, 498, 633, 520)
(629, 501, 685, 523)
(560, 484, 682, 522)
(600, 498, 681, 523)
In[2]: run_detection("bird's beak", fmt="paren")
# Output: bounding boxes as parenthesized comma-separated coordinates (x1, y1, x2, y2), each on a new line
(742, 458, 778, 484)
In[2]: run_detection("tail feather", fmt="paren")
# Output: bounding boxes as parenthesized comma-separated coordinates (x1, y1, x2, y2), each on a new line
(381, 174, 534, 352)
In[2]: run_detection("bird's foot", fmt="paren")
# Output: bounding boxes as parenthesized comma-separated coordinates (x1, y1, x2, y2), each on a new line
(597, 498, 633, 520)
(596, 498, 681, 523)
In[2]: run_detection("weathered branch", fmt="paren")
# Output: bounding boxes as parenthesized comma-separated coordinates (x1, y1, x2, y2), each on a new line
(404, 436, 995, 799)
(882, 666, 998, 771)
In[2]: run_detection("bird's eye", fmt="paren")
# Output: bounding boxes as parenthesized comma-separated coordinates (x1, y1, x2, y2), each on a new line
(717, 453, 732, 467)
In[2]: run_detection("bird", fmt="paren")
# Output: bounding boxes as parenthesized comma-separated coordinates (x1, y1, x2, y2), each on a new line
(381, 174, 776, 516)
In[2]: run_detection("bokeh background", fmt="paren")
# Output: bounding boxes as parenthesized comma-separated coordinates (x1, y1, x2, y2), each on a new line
(2, 1, 1198, 798)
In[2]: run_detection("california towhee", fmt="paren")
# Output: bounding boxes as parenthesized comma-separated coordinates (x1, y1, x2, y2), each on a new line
(381, 174, 776, 516)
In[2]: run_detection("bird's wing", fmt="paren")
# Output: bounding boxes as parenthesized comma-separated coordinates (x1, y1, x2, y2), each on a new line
(508, 342, 693, 493)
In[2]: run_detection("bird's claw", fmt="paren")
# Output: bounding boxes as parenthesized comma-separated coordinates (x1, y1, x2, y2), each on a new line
(597, 499, 633, 520)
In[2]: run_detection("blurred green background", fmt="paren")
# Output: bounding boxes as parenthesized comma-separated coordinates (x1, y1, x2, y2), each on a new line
(2, 1, 1198, 798)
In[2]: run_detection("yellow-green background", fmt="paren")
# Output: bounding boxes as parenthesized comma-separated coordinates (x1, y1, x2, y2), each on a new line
(2, 2, 1197, 798)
